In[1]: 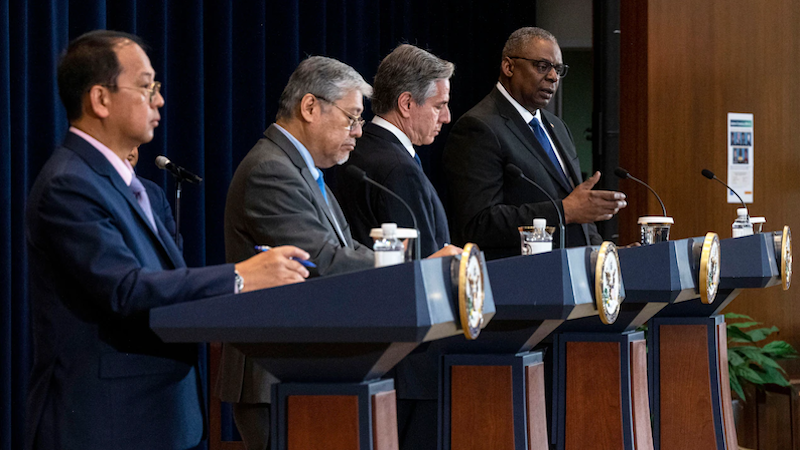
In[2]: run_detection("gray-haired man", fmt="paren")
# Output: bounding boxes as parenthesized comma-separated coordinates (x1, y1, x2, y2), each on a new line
(217, 56, 375, 449)
(335, 44, 456, 258)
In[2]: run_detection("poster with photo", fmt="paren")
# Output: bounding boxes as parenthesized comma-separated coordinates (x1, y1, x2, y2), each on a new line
(727, 113, 754, 203)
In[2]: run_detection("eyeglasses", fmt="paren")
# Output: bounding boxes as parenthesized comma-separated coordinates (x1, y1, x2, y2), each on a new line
(102, 81, 162, 104)
(314, 94, 365, 131)
(508, 57, 569, 78)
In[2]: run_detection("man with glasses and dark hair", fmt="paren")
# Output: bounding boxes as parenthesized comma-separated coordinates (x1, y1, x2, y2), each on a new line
(25, 30, 310, 449)
(443, 27, 628, 259)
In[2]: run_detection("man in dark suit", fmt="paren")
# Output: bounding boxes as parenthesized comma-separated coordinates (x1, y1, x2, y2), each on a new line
(334, 44, 455, 258)
(128, 146, 182, 251)
(25, 30, 309, 450)
(443, 27, 628, 259)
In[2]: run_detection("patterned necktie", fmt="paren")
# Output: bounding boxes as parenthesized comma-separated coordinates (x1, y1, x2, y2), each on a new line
(316, 170, 329, 205)
(129, 175, 157, 232)
(529, 117, 570, 186)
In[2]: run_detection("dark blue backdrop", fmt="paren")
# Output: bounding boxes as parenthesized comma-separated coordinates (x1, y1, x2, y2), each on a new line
(0, 1, 537, 448)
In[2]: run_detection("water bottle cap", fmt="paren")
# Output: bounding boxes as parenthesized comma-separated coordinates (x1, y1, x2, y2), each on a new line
(533, 218, 547, 229)
(381, 223, 398, 237)
(737, 207, 749, 216)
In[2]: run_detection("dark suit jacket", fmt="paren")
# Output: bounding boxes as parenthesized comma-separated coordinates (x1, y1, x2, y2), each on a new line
(140, 176, 183, 251)
(217, 124, 373, 404)
(443, 86, 601, 259)
(25, 132, 234, 450)
(334, 122, 450, 257)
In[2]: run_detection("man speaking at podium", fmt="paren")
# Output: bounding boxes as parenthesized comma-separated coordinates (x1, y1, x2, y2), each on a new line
(443, 27, 628, 259)
(24, 30, 309, 450)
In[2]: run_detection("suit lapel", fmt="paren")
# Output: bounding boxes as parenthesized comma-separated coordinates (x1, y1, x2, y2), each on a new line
(540, 112, 582, 185)
(491, 88, 573, 192)
(264, 125, 349, 248)
(63, 133, 182, 268)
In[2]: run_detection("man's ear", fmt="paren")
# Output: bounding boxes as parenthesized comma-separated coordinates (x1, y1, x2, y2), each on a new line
(500, 57, 514, 78)
(87, 85, 111, 119)
(397, 92, 414, 118)
(299, 93, 320, 123)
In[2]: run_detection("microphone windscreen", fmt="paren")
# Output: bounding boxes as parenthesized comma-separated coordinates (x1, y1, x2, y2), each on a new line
(614, 167, 629, 179)
(155, 155, 170, 169)
(701, 169, 715, 179)
(344, 165, 367, 181)
(504, 164, 523, 178)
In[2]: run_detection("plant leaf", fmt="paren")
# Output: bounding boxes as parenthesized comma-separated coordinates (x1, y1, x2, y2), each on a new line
(726, 313, 755, 321)
(728, 350, 745, 367)
(727, 327, 754, 342)
(735, 347, 786, 373)
(759, 365, 791, 387)
(729, 371, 745, 401)
(728, 321, 760, 329)
(762, 340, 800, 359)
(736, 365, 766, 385)
(743, 326, 780, 342)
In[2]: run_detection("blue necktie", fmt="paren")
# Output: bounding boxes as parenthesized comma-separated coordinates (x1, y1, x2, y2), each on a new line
(530, 117, 570, 186)
(129, 175, 157, 232)
(413, 153, 422, 168)
(316, 171, 329, 205)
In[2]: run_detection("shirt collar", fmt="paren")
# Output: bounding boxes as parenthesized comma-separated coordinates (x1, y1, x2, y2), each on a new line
(274, 123, 321, 180)
(371, 115, 416, 158)
(69, 126, 135, 186)
(496, 81, 539, 125)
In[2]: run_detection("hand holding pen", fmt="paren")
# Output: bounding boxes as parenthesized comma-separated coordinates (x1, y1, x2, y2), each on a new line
(234, 245, 310, 292)
(255, 245, 317, 268)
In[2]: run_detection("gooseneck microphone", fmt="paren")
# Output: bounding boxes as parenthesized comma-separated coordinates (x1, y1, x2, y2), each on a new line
(345, 165, 421, 260)
(701, 169, 747, 211)
(155, 156, 203, 184)
(505, 164, 566, 250)
(614, 167, 667, 217)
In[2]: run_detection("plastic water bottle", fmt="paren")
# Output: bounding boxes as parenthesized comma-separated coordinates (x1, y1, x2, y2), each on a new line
(522, 218, 553, 255)
(373, 223, 405, 267)
(732, 207, 753, 238)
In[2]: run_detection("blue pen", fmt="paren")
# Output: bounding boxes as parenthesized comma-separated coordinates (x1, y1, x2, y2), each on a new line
(254, 245, 317, 268)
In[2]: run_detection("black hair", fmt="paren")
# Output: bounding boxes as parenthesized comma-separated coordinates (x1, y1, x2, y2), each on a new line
(57, 30, 146, 121)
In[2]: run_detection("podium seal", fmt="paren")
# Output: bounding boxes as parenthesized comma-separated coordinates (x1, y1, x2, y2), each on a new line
(458, 243, 485, 340)
(781, 226, 792, 290)
(595, 242, 622, 325)
(699, 232, 721, 304)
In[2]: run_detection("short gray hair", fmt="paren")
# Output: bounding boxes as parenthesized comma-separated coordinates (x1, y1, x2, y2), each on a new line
(371, 44, 455, 116)
(276, 56, 372, 121)
(502, 27, 558, 59)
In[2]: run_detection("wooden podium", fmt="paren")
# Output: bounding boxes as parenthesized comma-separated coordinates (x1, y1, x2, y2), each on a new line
(546, 238, 702, 450)
(440, 245, 618, 450)
(150, 256, 495, 450)
(648, 232, 787, 450)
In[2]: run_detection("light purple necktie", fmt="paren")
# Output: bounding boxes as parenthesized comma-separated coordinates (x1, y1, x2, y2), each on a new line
(129, 175, 157, 232)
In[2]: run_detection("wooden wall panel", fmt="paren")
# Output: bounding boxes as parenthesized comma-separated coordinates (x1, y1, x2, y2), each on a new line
(620, 0, 800, 377)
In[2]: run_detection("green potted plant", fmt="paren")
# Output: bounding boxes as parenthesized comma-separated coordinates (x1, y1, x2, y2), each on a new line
(726, 312, 798, 410)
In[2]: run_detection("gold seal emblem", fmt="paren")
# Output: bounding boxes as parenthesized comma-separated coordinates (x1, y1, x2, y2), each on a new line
(699, 232, 721, 304)
(781, 226, 792, 290)
(594, 242, 623, 325)
(458, 243, 485, 340)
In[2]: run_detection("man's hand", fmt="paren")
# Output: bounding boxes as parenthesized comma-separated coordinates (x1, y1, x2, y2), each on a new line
(427, 244, 463, 259)
(234, 246, 310, 293)
(562, 171, 627, 224)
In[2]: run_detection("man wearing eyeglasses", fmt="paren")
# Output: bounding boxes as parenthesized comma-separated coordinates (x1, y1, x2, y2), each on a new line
(25, 30, 310, 450)
(218, 56, 375, 450)
(443, 27, 627, 259)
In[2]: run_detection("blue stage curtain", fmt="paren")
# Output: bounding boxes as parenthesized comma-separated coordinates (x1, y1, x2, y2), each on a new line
(0, 1, 536, 448)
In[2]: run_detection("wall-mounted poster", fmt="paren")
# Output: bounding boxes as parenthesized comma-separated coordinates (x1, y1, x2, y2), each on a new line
(727, 112, 754, 203)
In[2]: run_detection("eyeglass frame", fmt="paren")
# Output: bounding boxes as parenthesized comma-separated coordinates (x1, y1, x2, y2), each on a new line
(100, 81, 162, 104)
(313, 94, 366, 131)
(507, 56, 569, 78)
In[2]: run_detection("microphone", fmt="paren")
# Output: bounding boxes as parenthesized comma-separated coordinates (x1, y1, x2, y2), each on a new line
(505, 164, 566, 250)
(701, 169, 747, 211)
(155, 156, 203, 184)
(614, 167, 667, 217)
(345, 165, 421, 260)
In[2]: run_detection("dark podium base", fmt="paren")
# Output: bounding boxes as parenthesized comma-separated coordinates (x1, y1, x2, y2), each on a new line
(271, 379, 398, 450)
(648, 315, 738, 450)
(552, 331, 653, 450)
(442, 351, 548, 450)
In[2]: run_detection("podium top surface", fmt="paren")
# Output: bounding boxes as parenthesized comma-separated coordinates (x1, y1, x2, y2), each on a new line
(150, 256, 496, 344)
